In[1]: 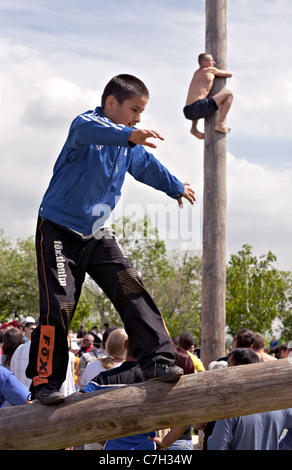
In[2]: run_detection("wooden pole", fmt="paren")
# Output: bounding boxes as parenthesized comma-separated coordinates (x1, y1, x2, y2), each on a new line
(1, 359, 292, 450)
(201, 0, 227, 367)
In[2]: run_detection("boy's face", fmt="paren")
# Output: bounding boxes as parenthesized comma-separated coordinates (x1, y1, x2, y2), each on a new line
(104, 95, 148, 127)
(201, 54, 215, 67)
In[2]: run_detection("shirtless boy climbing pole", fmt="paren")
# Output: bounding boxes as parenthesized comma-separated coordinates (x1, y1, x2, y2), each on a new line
(183, 53, 233, 139)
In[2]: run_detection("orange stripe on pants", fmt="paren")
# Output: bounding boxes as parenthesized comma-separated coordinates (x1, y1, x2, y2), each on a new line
(32, 325, 55, 387)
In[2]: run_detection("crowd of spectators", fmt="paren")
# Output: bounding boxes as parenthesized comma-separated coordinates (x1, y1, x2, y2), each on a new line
(1, 318, 292, 451)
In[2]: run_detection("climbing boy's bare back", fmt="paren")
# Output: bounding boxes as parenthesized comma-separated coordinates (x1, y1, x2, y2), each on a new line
(183, 53, 233, 139)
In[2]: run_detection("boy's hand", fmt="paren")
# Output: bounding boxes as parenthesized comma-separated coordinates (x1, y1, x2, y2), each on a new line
(129, 129, 164, 148)
(147, 436, 166, 450)
(178, 182, 196, 207)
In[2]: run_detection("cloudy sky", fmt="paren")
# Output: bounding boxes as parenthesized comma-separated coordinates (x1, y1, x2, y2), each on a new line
(1, 0, 292, 271)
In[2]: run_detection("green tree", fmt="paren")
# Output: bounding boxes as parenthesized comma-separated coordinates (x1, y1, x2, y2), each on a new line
(3, 227, 292, 348)
(77, 216, 202, 339)
(154, 250, 202, 340)
(110, 216, 202, 339)
(0, 220, 202, 343)
(0, 231, 39, 321)
(69, 283, 96, 332)
(276, 271, 292, 342)
(226, 244, 287, 336)
(83, 276, 122, 329)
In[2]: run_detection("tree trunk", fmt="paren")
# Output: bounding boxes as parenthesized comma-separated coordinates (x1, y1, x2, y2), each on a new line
(1, 359, 292, 450)
(201, 0, 227, 367)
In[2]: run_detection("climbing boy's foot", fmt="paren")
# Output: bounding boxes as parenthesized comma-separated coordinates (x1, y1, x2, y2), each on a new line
(142, 361, 184, 382)
(214, 124, 231, 134)
(190, 123, 204, 140)
(31, 384, 65, 405)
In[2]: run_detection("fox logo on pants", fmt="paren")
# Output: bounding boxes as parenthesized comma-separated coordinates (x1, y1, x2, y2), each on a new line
(33, 325, 55, 387)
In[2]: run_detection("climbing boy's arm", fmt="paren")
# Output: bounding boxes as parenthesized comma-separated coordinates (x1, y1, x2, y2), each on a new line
(211, 66, 232, 78)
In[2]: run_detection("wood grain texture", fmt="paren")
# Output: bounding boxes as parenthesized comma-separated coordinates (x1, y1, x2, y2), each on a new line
(1, 359, 292, 450)
(201, 0, 228, 367)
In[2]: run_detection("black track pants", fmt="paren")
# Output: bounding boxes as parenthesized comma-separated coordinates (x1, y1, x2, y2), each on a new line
(26, 218, 175, 390)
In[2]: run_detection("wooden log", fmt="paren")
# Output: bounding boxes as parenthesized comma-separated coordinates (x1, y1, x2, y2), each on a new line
(1, 359, 292, 450)
(201, 0, 228, 367)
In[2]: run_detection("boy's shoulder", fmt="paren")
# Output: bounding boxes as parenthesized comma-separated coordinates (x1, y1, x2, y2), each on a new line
(77, 107, 103, 122)
(74, 107, 127, 131)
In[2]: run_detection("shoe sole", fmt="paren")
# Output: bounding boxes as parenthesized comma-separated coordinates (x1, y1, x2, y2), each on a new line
(143, 364, 184, 382)
(37, 394, 65, 406)
(144, 371, 183, 382)
(159, 371, 183, 382)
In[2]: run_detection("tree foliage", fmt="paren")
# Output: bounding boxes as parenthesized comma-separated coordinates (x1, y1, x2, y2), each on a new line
(2, 225, 292, 344)
(276, 271, 292, 342)
(0, 230, 39, 322)
(95, 216, 202, 339)
(226, 244, 288, 337)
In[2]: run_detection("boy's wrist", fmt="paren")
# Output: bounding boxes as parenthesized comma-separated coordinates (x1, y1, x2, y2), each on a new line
(128, 129, 137, 147)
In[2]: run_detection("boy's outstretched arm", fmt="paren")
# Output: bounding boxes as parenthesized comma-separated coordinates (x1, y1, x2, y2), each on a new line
(178, 182, 196, 207)
(127, 138, 196, 207)
(129, 128, 164, 148)
(148, 426, 189, 449)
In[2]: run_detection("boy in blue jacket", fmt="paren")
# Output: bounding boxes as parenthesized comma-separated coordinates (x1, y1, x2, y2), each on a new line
(26, 74, 196, 405)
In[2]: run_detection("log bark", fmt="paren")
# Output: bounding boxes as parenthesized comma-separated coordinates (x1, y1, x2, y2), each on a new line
(201, 0, 228, 367)
(1, 359, 292, 450)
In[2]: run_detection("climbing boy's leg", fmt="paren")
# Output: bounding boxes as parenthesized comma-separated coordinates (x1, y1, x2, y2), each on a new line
(190, 120, 204, 140)
(212, 89, 233, 134)
(184, 99, 218, 140)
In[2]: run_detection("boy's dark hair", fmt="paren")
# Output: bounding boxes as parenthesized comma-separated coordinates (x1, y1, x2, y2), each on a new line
(101, 74, 149, 109)
(236, 328, 255, 348)
(227, 348, 260, 366)
(279, 343, 288, 353)
(2, 327, 25, 367)
(198, 53, 211, 65)
(252, 333, 265, 351)
(178, 331, 194, 351)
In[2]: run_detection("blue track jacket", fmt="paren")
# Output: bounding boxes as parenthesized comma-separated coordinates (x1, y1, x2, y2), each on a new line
(39, 107, 185, 235)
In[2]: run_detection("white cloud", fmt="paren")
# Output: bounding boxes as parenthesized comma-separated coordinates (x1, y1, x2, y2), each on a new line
(0, 39, 99, 241)
(227, 153, 292, 270)
(0, 0, 292, 272)
(22, 77, 98, 129)
(227, 1, 292, 140)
